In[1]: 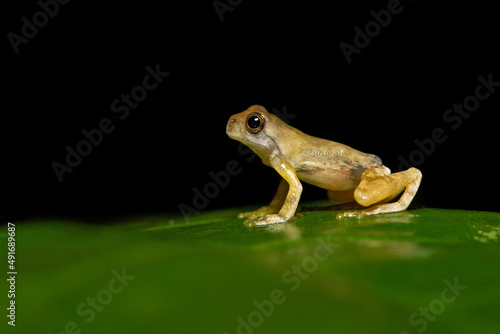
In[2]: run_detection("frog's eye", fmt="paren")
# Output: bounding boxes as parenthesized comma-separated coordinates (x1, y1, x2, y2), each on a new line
(246, 113, 265, 134)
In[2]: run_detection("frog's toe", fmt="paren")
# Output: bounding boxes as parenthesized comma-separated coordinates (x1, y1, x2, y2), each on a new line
(336, 210, 366, 219)
(244, 214, 286, 226)
(243, 218, 257, 227)
(238, 206, 278, 220)
(238, 211, 264, 219)
(237, 212, 251, 219)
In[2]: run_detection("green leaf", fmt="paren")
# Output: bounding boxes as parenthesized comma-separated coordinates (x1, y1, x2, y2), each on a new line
(8, 207, 500, 334)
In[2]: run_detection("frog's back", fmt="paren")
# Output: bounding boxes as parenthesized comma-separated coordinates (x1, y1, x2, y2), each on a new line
(291, 134, 383, 191)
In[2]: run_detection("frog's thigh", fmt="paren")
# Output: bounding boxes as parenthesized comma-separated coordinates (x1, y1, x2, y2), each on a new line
(342, 167, 422, 218)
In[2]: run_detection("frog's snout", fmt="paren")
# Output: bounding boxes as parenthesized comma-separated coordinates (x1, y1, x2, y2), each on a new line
(226, 116, 238, 138)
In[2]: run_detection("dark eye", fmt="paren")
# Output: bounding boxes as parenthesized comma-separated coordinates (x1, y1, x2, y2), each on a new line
(246, 113, 265, 133)
(248, 116, 260, 128)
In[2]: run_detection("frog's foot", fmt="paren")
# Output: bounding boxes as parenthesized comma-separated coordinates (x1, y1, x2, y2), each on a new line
(337, 167, 422, 219)
(336, 202, 408, 219)
(237, 205, 278, 219)
(336, 210, 366, 219)
(244, 214, 288, 226)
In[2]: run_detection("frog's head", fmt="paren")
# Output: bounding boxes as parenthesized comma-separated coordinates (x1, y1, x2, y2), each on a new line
(226, 105, 285, 162)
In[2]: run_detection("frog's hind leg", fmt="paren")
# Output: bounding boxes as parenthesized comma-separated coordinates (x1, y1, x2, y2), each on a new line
(337, 167, 422, 219)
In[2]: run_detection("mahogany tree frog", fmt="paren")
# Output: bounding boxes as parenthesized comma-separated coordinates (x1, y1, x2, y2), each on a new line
(226, 105, 422, 226)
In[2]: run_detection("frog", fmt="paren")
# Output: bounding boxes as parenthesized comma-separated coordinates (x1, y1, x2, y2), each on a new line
(226, 105, 422, 226)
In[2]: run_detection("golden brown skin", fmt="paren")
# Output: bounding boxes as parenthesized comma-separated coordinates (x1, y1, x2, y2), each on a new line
(226, 105, 422, 226)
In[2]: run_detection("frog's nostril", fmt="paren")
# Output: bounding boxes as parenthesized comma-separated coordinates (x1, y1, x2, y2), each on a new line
(226, 117, 236, 133)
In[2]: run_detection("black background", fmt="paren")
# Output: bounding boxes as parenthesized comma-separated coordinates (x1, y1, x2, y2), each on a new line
(3, 0, 499, 222)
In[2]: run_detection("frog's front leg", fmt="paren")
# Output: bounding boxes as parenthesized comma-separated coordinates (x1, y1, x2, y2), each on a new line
(243, 157, 302, 226)
(237, 178, 288, 219)
(337, 167, 422, 219)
